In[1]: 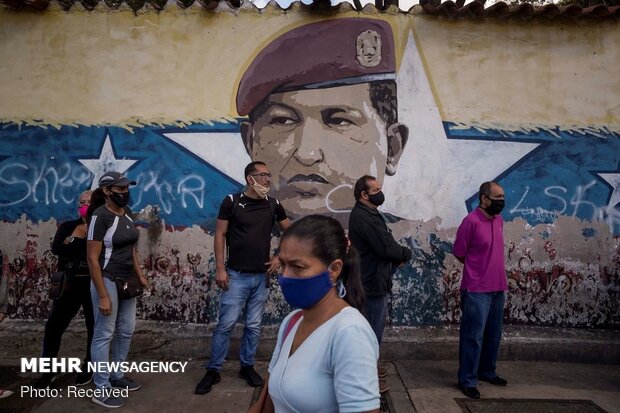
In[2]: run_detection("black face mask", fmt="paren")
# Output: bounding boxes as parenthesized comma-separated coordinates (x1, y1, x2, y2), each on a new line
(367, 191, 385, 207)
(484, 199, 505, 216)
(109, 191, 130, 207)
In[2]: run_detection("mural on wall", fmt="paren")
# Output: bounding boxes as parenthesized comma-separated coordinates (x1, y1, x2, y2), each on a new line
(0, 15, 618, 328)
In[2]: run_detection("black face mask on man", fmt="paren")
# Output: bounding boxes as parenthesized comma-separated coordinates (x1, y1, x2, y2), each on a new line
(367, 191, 385, 207)
(484, 198, 505, 216)
(109, 191, 130, 207)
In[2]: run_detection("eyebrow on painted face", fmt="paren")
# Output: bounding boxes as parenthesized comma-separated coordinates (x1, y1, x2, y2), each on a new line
(256, 102, 301, 126)
(321, 107, 366, 128)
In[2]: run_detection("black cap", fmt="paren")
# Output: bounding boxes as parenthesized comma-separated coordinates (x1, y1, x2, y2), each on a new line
(98, 171, 136, 188)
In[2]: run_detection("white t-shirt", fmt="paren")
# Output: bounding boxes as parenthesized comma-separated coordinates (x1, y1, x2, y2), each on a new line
(268, 307, 380, 413)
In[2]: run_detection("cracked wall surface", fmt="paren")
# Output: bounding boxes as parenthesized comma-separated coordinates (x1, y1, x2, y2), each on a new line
(0, 9, 618, 328)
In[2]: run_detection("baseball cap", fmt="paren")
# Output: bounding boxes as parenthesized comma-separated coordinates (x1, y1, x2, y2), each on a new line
(98, 171, 136, 188)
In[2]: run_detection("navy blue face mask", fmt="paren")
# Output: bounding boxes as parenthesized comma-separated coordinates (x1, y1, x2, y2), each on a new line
(278, 271, 333, 309)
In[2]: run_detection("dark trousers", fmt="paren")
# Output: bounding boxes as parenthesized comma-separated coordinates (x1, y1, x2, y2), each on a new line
(458, 291, 505, 387)
(363, 295, 387, 344)
(42, 276, 94, 367)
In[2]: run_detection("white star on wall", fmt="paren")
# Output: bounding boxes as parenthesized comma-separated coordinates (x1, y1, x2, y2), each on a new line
(79, 134, 138, 189)
(382, 30, 541, 228)
(162, 132, 251, 185)
(597, 171, 620, 209)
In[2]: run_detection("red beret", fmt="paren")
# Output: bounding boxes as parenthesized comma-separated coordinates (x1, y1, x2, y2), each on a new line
(236, 18, 396, 116)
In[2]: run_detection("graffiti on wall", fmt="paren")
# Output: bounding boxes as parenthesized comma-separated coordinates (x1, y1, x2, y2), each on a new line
(0, 18, 619, 327)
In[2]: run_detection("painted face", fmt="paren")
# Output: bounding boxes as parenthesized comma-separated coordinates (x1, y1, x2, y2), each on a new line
(243, 83, 403, 217)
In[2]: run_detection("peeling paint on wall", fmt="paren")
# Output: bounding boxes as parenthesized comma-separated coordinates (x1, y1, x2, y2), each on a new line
(0, 10, 618, 328)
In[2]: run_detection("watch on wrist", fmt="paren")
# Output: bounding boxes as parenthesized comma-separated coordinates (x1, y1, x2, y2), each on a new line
(66, 236, 75, 243)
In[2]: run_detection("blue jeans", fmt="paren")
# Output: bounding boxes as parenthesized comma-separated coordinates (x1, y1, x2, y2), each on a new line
(458, 291, 505, 387)
(207, 269, 268, 371)
(363, 295, 387, 344)
(90, 277, 137, 390)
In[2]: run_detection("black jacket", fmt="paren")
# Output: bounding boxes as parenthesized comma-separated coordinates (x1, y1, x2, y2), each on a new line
(52, 219, 89, 276)
(348, 202, 412, 296)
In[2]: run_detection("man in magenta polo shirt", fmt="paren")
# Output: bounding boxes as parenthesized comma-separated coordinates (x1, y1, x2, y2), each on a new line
(453, 181, 508, 399)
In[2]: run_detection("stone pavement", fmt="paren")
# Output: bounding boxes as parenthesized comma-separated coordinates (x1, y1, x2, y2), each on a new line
(0, 359, 619, 413)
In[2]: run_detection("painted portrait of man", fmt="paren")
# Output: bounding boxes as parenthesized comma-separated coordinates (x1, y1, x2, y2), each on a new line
(236, 18, 408, 218)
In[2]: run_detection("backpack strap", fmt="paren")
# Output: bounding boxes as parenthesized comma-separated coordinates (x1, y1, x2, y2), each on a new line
(225, 193, 242, 251)
(267, 196, 279, 227)
(228, 193, 242, 219)
(283, 310, 303, 342)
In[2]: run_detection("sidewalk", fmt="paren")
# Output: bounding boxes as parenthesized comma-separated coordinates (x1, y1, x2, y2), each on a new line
(0, 360, 618, 412)
(400, 360, 620, 413)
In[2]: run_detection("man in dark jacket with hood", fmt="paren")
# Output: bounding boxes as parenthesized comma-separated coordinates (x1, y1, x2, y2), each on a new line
(349, 175, 412, 391)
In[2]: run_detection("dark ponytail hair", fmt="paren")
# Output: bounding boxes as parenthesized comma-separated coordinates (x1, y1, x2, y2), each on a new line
(86, 188, 106, 221)
(280, 215, 366, 310)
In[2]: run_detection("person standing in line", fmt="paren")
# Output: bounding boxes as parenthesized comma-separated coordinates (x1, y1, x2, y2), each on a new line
(87, 171, 148, 409)
(34, 190, 95, 389)
(348, 175, 411, 393)
(453, 181, 508, 399)
(195, 161, 290, 395)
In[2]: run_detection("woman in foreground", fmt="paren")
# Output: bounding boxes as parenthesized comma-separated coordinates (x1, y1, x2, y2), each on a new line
(250, 215, 380, 413)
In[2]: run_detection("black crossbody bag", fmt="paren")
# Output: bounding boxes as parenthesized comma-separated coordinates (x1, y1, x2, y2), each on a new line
(114, 275, 144, 299)
(49, 271, 68, 300)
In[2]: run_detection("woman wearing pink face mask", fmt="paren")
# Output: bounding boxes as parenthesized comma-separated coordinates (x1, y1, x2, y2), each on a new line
(34, 190, 99, 388)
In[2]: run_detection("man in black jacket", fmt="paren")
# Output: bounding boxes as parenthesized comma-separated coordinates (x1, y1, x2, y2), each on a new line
(349, 175, 412, 391)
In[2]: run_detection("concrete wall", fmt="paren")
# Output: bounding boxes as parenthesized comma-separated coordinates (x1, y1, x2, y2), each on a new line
(0, 5, 618, 328)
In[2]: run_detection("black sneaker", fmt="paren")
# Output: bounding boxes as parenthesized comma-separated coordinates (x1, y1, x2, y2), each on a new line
(239, 366, 263, 387)
(458, 384, 480, 399)
(480, 375, 508, 386)
(91, 394, 126, 408)
(110, 376, 141, 391)
(195, 369, 221, 395)
(33, 373, 56, 389)
(75, 371, 93, 386)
